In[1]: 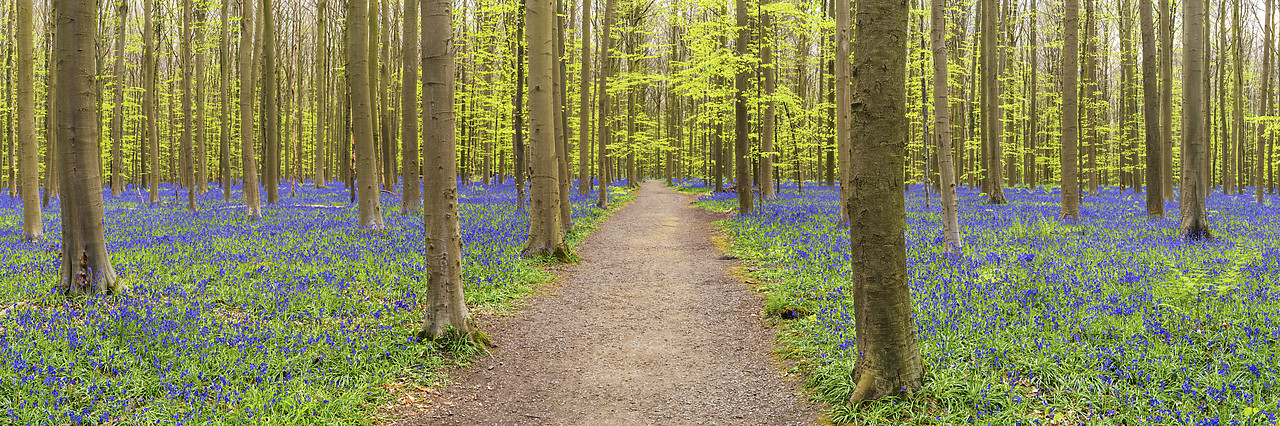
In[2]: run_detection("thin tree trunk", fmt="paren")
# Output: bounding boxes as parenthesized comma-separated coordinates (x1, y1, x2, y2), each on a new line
(1061, 0, 1080, 219)
(401, 0, 420, 213)
(834, 0, 851, 221)
(1026, 0, 1038, 189)
(263, 0, 279, 204)
(315, 0, 329, 188)
(182, 0, 197, 210)
(1264, 0, 1275, 202)
(734, 0, 752, 214)
(596, 0, 615, 208)
(1159, 0, 1174, 200)
(220, 0, 232, 198)
(578, 0, 591, 195)
(982, 0, 1005, 203)
(195, 8, 208, 195)
(933, 0, 961, 253)
(759, 1, 775, 200)
(17, 0, 41, 240)
(241, 0, 262, 219)
(110, 0, 127, 197)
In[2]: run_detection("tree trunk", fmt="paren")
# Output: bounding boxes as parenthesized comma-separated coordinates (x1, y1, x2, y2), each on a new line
(57, 0, 122, 296)
(241, 0, 262, 219)
(1140, 0, 1162, 214)
(401, 0, 420, 214)
(351, 0, 383, 228)
(263, 0, 279, 204)
(145, 0, 159, 205)
(982, 0, 1005, 204)
(524, 0, 569, 259)
(514, 17, 527, 208)
(578, 0, 591, 195)
(419, 0, 482, 344)
(195, 8, 208, 195)
(847, 0, 923, 403)
(220, 0, 232, 198)
(1026, 0, 1038, 189)
(182, 0, 197, 211)
(1061, 0, 1080, 219)
(45, 2, 58, 208)
(834, 0, 851, 221)
(933, 0, 961, 253)
(596, 0, 616, 208)
(110, 0, 127, 198)
(314, 0, 329, 188)
(17, 0, 41, 241)
(760, 1, 775, 200)
(1180, 0, 1210, 239)
(1159, 0, 1174, 200)
(1263, 0, 1274, 203)
(380, 0, 394, 192)
(734, 0, 752, 214)
(555, 2, 572, 231)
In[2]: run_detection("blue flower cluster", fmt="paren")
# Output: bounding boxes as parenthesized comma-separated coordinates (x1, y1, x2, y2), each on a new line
(0, 180, 614, 425)
(705, 184, 1280, 424)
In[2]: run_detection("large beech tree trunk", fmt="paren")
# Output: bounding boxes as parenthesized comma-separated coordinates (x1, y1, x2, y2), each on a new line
(351, 0, 383, 228)
(57, 0, 122, 296)
(596, 0, 616, 208)
(1180, 0, 1210, 239)
(419, 0, 481, 343)
(18, 0, 41, 241)
(734, 0, 752, 214)
(1061, 0, 1081, 220)
(847, 0, 923, 403)
(240, 0, 263, 220)
(523, 0, 569, 259)
(1140, 0, 1162, 215)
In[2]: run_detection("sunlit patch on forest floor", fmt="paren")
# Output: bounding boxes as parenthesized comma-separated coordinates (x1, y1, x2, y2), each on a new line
(0, 181, 631, 425)
(690, 180, 1280, 425)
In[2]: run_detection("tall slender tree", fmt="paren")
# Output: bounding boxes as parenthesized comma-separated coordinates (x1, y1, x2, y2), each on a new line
(57, 0, 121, 296)
(182, 0, 196, 211)
(240, 0, 262, 220)
(734, 0, 752, 214)
(263, 0, 279, 204)
(145, 0, 159, 205)
(220, 0, 232, 199)
(933, 0, 961, 252)
(982, 0, 1006, 203)
(17, 0, 40, 241)
(110, 0, 127, 197)
(314, 0, 329, 188)
(351, 0, 383, 228)
(834, 0, 851, 221)
(524, 0, 569, 259)
(1180, 0, 1210, 239)
(847, 0, 923, 403)
(401, 0, 420, 214)
(760, 0, 776, 200)
(419, 0, 482, 343)
(1159, 0, 1173, 200)
(1061, 0, 1080, 219)
(596, 0, 617, 208)
(578, 0, 592, 196)
(1261, 0, 1274, 203)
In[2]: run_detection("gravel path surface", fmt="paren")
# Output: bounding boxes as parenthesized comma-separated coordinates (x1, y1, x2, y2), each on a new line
(390, 181, 819, 425)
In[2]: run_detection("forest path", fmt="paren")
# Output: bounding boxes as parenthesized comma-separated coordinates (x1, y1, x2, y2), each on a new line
(390, 180, 819, 425)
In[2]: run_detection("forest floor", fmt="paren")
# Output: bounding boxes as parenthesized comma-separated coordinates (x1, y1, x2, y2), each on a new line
(386, 180, 819, 425)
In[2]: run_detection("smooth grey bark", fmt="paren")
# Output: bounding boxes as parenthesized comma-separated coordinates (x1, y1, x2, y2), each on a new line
(351, 0, 383, 228)
(523, 0, 569, 260)
(240, 0, 262, 220)
(401, 0, 420, 213)
(18, 0, 41, 240)
(57, 0, 122, 296)
(1061, 0, 1080, 219)
(847, 0, 923, 403)
(932, 0, 961, 253)
(111, 0, 127, 197)
(1180, 0, 1210, 239)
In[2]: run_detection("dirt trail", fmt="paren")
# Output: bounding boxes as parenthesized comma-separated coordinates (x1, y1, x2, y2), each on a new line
(391, 181, 819, 425)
